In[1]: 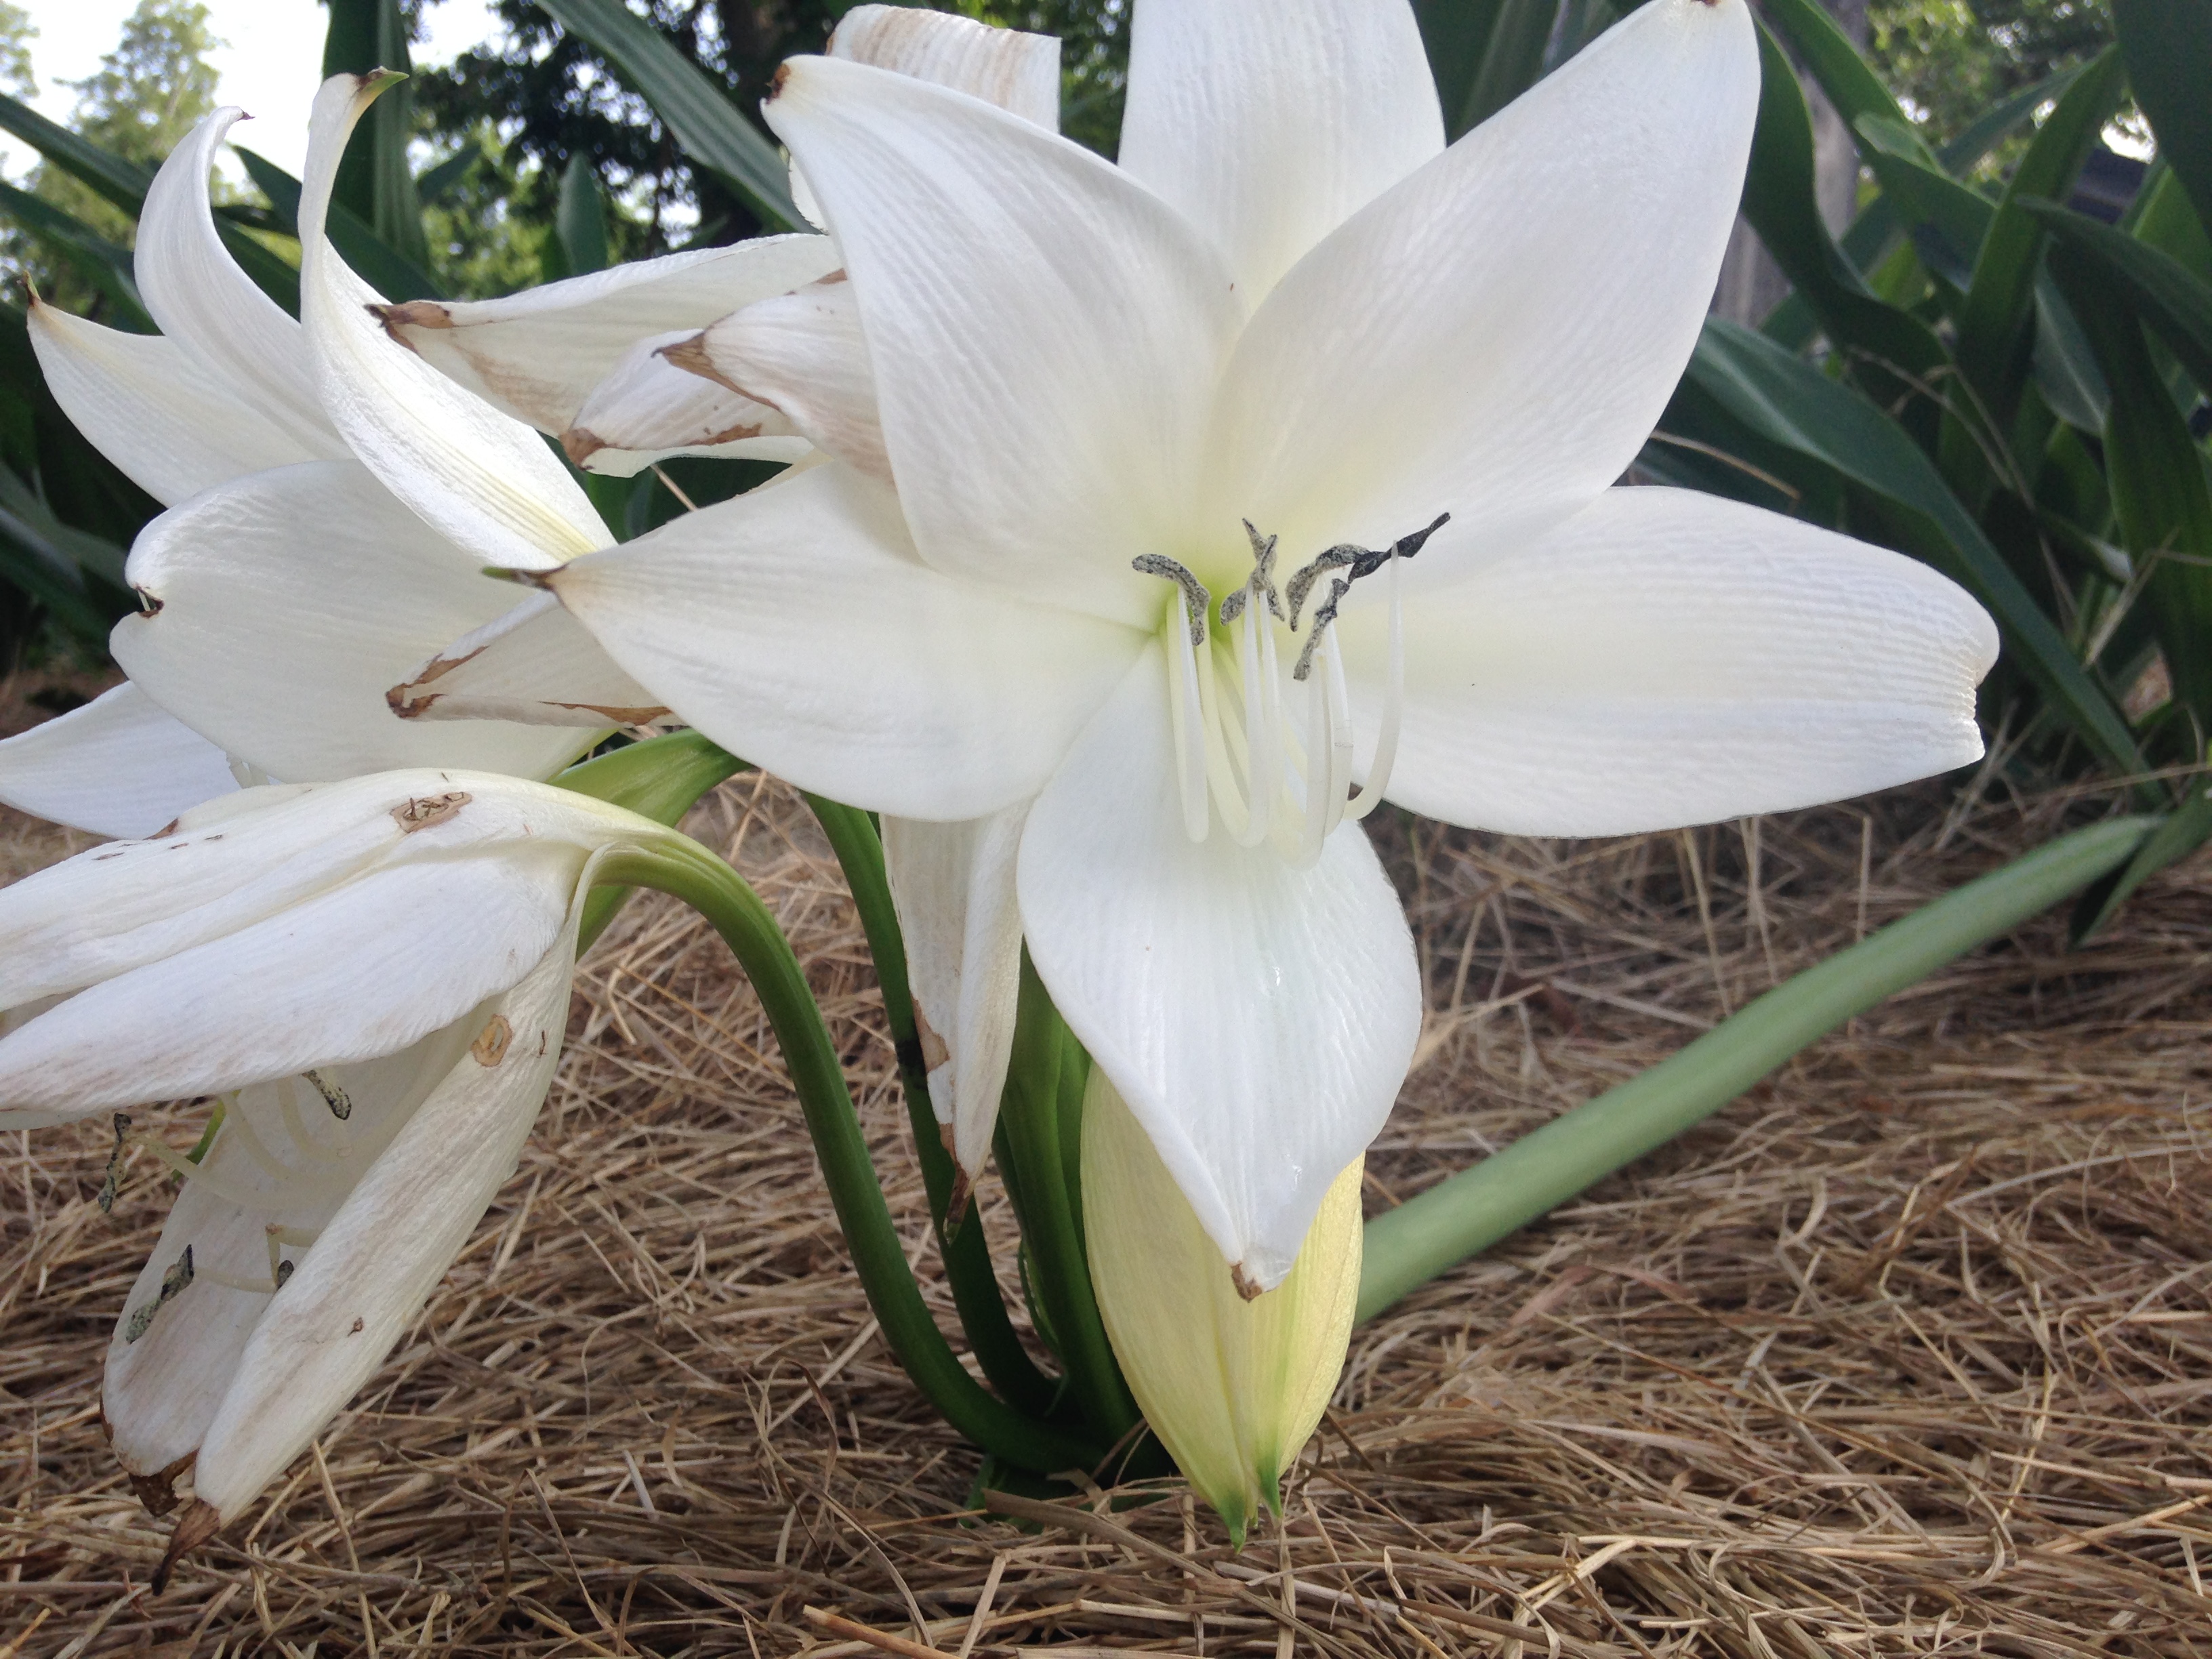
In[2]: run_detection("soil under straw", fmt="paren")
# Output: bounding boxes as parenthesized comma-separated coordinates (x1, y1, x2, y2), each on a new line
(2, 691, 2209, 1654)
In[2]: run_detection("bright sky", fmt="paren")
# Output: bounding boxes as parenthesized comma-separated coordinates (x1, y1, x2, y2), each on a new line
(5, 0, 502, 182)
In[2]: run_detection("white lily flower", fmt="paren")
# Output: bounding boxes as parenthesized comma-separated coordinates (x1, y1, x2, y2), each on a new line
(510, 0, 1996, 1294)
(0, 771, 674, 1536)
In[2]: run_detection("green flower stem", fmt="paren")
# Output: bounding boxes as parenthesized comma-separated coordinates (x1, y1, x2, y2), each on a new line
(1357, 815, 2158, 1322)
(591, 838, 1103, 1474)
(553, 731, 753, 949)
(998, 956, 1142, 1443)
(800, 795, 1063, 1420)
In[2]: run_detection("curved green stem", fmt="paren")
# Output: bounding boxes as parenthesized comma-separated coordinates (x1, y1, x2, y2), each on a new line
(592, 839, 1102, 1473)
(1357, 815, 2158, 1322)
(553, 731, 752, 949)
(800, 795, 1063, 1419)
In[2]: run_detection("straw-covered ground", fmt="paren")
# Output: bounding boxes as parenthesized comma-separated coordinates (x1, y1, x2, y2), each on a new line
(2, 676, 2210, 1656)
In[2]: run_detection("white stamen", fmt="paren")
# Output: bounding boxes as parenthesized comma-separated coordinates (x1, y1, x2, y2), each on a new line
(1233, 596, 1276, 848)
(1193, 642, 1253, 841)
(1163, 604, 1210, 843)
(1346, 551, 1404, 821)
(1295, 658, 1332, 869)
(1322, 630, 1356, 840)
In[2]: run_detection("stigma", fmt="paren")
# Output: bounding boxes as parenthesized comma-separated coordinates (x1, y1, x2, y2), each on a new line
(1132, 514, 1449, 865)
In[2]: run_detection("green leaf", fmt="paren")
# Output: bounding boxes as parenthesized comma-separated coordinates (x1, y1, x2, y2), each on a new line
(1763, 0, 1919, 159)
(2025, 200, 2212, 396)
(1936, 60, 2087, 177)
(1855, 113, 1991, 291)
(1412, 0, 1555, 142)
(1947, 45, 2127, 445)
(0, 180, 152, 330)
(1739, 23, 1945, 388)
(416, 144, 482, 207)
(2112, 0, 2212, 234)
(321, 0, 430, 268)
(234, 146, 442, 303)
(0, 89, 152, 216)
(2049, 243, 2212, 736)
(531, 0, 798, 230)
(2071, 785, 2212, 942)
(557, 152, 611, 278)
(0, 483, 123, 645)
(1687, 317, 2142, 777)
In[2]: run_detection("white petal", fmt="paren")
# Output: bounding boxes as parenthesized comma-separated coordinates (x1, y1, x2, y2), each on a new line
(1016, 643, 1419, 1288)
(376, 236, 840, 432)
(882, 805, 1027, 1176)
(300, 77, 609, 571)
(560, 329, 800, 476)
(1117, 0, 1441, 304)
(114, 462, 603, 783)
(828, 5, 1061, 129)
(0, 847, 579, 1117)
(190, 915, 579, 1521)
(102, 1023, 472, 1488)
(392, 589, 670, 729)
(1204, 0, 1759, 588)
(550, 462, 1141, 819)
(26, 300, 327, 506)
(134, 107, 341, 449)
(691, 277, 891, 481)
(0, 682, 235, 839)
(1338, 488, 1999, 836)
(765, 58, 1242, 626)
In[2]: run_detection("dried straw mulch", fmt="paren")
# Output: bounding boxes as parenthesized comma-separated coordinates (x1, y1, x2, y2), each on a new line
(2, 707, 2210, 1656)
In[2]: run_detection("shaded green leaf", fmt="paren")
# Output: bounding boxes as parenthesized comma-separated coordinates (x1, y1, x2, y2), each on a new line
(321, 0, 429, 268)
(531, 0, 798, 230)
(1687, 317, 2142, 777)
(2026, 200, 2212, 396)
(1763, 0, 1918, 159)
(0, 180, 152, 330)
(234, 146, 441, 303)
(557, 152, 611, 279)
(1936, 60, 2088, 177)
(2112, 0, 2212, 234)
(2071, 785, 2212, 942)
(417, 144, 481, 207)
(0, 89, 152, 218)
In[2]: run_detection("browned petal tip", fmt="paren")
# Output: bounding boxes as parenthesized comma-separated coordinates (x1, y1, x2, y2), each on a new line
(945, 1168, 972, 1227)
(656, 333, 744, 395)
(153, 1499, 221, 1593)
(770, 62, 792, 99)
(560, 427, 607, 466)
(1230, 1263, 1265, 1303)
(127, 1451, 197, 1518)
(386, 681, 432, 720)
(371, 299, 452, 348)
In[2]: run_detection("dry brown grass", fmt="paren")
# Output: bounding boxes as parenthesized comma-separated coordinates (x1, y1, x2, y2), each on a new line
(1, 692, 2209, 1655)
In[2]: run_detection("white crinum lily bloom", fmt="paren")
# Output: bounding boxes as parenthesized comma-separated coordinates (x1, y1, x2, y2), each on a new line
(0, 771, 677, 1531)
(428, 0, 1994, 1292)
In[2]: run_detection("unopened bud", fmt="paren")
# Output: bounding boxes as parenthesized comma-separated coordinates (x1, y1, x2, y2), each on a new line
(1081, 1069, 1361, 1544)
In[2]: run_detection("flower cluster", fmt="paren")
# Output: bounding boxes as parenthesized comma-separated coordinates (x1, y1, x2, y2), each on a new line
(5, 0, 1993, 1555)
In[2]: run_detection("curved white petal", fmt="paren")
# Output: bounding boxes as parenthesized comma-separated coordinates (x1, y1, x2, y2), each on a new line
(1016, 643, 1419, 1289)
(114, 462, 602, 783)
(0, 682, 235, 839)
(692, 278, 890, 480)
(882, 806, 1027, 1177)
(376, 236, 839, 432)
(829, 5, 1060, 129)
(1205, 0, 1759, 589)
(300, 77, 609, 571)
(103, 1023, 472, 1490)
(765, 58, 1242, 626)
(135, 107, 341, 449)
(1118, 0, 1441, 304)
(392, 589, 669, 728)
(1337, 488, 1999, 836)
(550, 462, 1142, 819)
(26, 301, 326, 506)
(0, 846, 579, 1117)
(560, 329, 800, 476)
(190, 914, 577, 1521)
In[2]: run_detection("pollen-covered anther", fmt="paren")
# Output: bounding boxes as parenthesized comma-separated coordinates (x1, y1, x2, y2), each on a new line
(1131, 554, 1212, 648)
(304, 1068, 352, 1121)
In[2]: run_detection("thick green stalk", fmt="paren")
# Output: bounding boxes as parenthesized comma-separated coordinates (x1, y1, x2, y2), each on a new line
(800, 795, 1062, 1418)
(1357, 816, 2156, 1322)
(590, 840, 1101, 1473)
(998, 956, 1142, 1442)
(553, 731, 751, 949)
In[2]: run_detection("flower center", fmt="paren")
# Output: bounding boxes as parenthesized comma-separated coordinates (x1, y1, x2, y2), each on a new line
(1133, 514, 1449, 865)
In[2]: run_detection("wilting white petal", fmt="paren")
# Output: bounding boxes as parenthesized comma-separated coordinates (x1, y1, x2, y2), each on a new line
(300, 77, 609, 571)
(1338, 487, 1999, 836)
(114, 462, 602, 783)
(0, 848, 579, 1118)
(550, 463, 1141, 819)
(1204, 0, 1758, 588)
(882, 806, 1026, 1176)
(134, 107, 341, 450)
(828, 5, 1060, 129)
(1017, 644, 1419, 1289)
(560, 329, 801, 476)
(0, 682, 234, 839)
(375, 237, 839, 432)
(392, 590, 670, 729)
(766, 58, 1242, 625)
(188, 912, 579, 1521)
(690, 278, 888, 480)
(103, 1023, 472, 1492)
(26, 301, 325, 506)
(1118, 0, 1441, 303)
